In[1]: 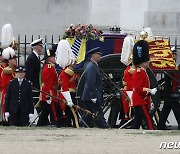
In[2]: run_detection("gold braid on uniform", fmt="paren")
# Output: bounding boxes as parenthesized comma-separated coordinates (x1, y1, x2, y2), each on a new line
(128, 66, 135, 74)
(3, 66, 13, 75)
(64, 66, 74, 76)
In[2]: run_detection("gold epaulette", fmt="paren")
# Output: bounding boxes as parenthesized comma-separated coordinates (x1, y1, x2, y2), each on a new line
(0, 62, 3, 67)
(64, 67, 74, 76)
(128, 67, 135, 74)
(3, 66, 13, 75)
(47, 63, 54, 68)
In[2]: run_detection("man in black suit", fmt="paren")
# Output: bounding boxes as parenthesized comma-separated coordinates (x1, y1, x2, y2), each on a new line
(5, 65, 34, 126)
(81, 47, 109, 128)
(25, 38, 43, 112)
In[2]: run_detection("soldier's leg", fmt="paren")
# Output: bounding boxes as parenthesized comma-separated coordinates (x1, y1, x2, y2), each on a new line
(33, 91, 40, 114)
(140, 105, 154, 130)
(37, 102, 50, 126)
(157, 101, 171, 129)
(132, 106, 142, 129)
(171, 100, 180, 129)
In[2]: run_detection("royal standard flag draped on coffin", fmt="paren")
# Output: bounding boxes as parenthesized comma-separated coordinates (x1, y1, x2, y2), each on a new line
(66, 38, 86, 64)
(147, 39, 176, 70)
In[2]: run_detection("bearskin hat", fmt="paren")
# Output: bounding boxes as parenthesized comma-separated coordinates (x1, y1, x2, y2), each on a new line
(133, 40, 150, 66)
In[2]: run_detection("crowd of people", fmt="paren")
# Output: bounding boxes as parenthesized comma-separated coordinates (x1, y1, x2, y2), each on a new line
(0, 23, 179, 130)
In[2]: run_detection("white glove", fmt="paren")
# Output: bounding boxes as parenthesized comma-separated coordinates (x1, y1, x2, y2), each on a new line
(150, 88, 157, 95)
(91, 98, 97, 103)
(46, 99, 51, 104)
(5, 112, 10, 118)
(67, 101, 74, 107)
(29, 113, 34, 119)
(61, 91, 74, 107)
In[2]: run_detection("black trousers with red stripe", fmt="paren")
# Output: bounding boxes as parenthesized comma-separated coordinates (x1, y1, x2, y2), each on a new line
(132, 105, 154, 130)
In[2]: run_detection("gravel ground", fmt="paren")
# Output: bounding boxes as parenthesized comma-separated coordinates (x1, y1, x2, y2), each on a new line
(0, 126, 179, 154)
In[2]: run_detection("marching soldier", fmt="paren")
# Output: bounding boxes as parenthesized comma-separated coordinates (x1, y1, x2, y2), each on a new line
(132, 39, 156, 130)
(25, 38, 43, 113)
(122, 64, 135, 119)
(56, 39, 79, 128)
(1, 47, 18, 125)
(157, 47, 180, 130)
(37, 44, 59, 126)
(5, 65, 34, 126)
(121, 35, 135, 120)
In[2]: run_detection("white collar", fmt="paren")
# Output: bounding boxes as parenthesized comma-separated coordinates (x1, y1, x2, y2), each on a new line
(33, 50, 39, 59)
(18, 78, 24, 82)
(91, 60, 98, 66)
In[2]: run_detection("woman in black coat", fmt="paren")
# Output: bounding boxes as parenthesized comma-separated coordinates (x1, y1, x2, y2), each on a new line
(5, 65, 34, 126)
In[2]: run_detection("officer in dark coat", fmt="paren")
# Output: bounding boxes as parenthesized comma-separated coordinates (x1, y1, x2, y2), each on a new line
(25, 38, 43, 113)
(5, 65, 34, 126)
(157, 48, 180, 130)
(81, 47, 109, 128)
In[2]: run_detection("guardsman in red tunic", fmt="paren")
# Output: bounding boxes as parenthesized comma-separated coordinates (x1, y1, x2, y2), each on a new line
(122, 65, 135, 119)
(132, 39, 156, 130)
(121, 35, 134, 120)
(59, 64, 78, 127)
(0, 23, 19, 125)
(1, 47, 18, 125)
(56, 39, 80, 128)
(37, 44, 59, 126)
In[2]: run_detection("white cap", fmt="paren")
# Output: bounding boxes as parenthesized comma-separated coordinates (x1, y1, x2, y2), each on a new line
(56, 39, 75, 69)
(31, 38, 43, 47)
(1, 23, 13, 48)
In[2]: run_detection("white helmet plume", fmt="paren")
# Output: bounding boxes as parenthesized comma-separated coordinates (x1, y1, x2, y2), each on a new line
(2, 47, 15, 60)
(1, 23, 14, 48)
(56, 40, 75, 69)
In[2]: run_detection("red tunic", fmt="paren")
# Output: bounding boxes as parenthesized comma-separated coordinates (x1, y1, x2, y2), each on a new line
(59, 67, 76, 112)
(132, 68, 150, 107)
(1, 66, 15, 120)
(122, 66, 133, 115)
(0, 62, 4, 92)
(41, 63, 58, 103)
(123, 66, 133, 91)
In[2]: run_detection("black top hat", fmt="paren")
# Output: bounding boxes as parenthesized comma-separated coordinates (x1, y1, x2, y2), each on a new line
(31, 38, 43, 47)
(86, 47, 102, 58)
(52, 43, 58, 53)
(15, 65, 26, 72)
(133, 40, 150, 66)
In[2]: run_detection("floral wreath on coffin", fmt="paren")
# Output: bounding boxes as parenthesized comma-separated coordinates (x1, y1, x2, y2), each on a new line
(63, 24, 103, 40)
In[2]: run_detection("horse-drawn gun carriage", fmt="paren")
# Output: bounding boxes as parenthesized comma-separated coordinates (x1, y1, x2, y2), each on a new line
(69, 26, 180, 129)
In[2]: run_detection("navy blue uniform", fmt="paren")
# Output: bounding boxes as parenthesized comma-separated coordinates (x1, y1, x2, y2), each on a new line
(81, 61, 109, 128)
(5, 78, 34, 126)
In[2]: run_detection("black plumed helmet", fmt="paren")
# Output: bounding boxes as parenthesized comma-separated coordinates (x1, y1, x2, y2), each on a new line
(133, 40, 150, 66)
